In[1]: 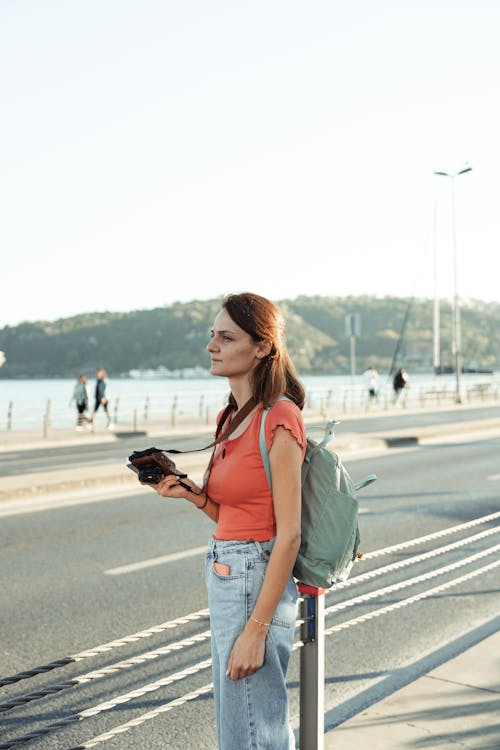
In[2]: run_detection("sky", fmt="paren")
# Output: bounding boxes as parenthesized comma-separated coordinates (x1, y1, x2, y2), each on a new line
(1, 1, 499, 327)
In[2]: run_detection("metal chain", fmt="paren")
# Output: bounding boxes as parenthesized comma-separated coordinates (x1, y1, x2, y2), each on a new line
(0, 630, 211, 713)
(361, 510, 500, 560)
(68, 683, 214, 749)
(0, 607, 209, 688)
(0, 659, 212, 749)
(324, 543, 500, 617)
(332, 525, 500, 591)
(324, 557, 500, 637)
(2, 512, 497, 690)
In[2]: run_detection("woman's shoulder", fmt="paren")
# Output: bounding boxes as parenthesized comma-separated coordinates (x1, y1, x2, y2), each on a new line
(266, 397, 302, 417)
(263, 397, 306, 451)
(264, 398, 305, 431)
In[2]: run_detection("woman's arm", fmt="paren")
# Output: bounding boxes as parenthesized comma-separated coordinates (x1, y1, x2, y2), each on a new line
(226, 425, 302, 680)
(149, 474, 220, 523)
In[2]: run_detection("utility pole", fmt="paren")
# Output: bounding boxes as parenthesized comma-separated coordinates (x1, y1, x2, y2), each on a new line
(345, 313, 361, 386)
(433, 166, 472, 403)
(433, 200, 440, 375)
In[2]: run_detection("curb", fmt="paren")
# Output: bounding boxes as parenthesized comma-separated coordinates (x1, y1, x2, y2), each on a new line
(2, 416, 500, 503)
(0, 435, 384, 502)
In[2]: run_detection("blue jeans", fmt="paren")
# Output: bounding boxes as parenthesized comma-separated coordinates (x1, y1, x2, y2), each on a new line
(206, 539, 298, 750)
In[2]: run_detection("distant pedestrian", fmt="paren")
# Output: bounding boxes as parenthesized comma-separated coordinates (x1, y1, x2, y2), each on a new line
(363, 366, 380, 405)
(92, 368, 112, 428)
(393, 368, 409, 405)
(70, 374, 90, 430)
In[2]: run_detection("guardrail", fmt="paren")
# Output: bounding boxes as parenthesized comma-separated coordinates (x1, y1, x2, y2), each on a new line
(2, 379, 499, 435)
(1, 511, 498, 750)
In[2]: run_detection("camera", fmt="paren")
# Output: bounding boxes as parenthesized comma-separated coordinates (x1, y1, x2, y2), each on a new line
(127, 447, 189, 486)
(137, 465, 166, 484)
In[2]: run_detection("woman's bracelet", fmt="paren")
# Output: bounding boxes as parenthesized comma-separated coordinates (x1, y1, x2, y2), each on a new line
(197, 493, 209, 510)
(250, 615, 271, 629)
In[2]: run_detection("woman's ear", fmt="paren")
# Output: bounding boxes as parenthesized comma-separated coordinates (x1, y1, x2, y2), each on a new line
(256, 340, 272, 359)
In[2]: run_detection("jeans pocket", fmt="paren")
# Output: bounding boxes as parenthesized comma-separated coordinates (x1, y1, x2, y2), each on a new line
(210, 551, 246, 581)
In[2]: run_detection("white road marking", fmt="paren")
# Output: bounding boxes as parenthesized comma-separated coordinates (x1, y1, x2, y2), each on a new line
(0, 484, 146, 518)
(486, 474, 500, 481)
(105, 545, 207, 575)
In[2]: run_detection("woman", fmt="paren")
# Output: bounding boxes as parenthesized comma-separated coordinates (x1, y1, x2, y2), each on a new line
(151, 292, 306, 750)
(392, 367, 409, 405)
(92, 367, 111, 427)
(70, 373, 90, 430)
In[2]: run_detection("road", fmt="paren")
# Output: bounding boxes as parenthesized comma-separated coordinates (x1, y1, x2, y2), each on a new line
(0, 414, 499, 749)
(2, 403, 500, 477)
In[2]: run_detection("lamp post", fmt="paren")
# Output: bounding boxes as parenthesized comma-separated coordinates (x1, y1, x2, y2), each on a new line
(433, 166, 472, 404)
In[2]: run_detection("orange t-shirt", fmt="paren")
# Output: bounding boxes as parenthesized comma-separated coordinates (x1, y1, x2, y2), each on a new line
(206, 400, 306, 541)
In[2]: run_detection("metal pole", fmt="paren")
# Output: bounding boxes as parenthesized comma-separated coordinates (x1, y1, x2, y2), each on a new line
(434, 166, 471, 401)
(43, 399, 51, 438)
(299, 584, 325, 750)
(433, 200, 441, 375)
(350, 334, 356, 386)
(450, 176, 463, 403)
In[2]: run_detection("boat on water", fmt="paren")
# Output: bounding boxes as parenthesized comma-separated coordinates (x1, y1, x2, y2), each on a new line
(128, 365, 211, 380)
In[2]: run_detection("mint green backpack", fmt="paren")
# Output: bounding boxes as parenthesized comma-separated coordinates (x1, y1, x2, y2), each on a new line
(259, 401, 376, 589)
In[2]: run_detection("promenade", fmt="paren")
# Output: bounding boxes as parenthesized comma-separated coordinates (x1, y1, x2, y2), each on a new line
(1, 402, 499, 749)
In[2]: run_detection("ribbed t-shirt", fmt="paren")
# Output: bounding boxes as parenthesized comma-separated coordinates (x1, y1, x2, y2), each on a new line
(206, 399, 306, 541)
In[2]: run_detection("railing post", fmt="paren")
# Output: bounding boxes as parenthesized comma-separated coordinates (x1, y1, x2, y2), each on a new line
(144, 396, 150, 423)
(298, 583, 325, 750)
(113, 397, 120, 425)
(7, 401, 13, 430)
(171, 395, 178, 427)
(43, 399, 51, 438)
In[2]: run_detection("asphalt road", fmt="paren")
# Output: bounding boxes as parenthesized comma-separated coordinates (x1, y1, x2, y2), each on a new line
(1, 427, 499, 749)
(2, 403, 500, 477)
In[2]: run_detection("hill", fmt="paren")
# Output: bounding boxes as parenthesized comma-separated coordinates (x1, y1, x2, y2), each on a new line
(0, 296, 499, 378)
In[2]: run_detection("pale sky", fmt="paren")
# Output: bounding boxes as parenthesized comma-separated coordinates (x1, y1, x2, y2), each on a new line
(1, 1, 499, 326)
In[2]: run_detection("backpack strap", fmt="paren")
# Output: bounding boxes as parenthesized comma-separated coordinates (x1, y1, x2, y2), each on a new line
(259, 396, 293, 490)
(259, 406, 273, 490)
(353, 474, 377, 491)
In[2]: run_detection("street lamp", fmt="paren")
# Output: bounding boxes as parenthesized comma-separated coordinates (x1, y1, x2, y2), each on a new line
(433, 166, 472, 404)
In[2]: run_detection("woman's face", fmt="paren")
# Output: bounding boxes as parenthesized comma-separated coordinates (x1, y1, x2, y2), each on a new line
(207, 308, 265, 379)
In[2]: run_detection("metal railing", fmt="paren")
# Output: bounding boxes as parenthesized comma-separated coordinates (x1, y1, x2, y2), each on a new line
(2, 379, 499, 435)
(1, 510, 498, 749)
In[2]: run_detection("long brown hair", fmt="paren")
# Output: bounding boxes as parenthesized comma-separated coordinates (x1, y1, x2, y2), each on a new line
(222, 292, 305, 410)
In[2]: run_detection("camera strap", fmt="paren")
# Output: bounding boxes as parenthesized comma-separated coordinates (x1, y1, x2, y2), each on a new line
(160, 396, 258, 455)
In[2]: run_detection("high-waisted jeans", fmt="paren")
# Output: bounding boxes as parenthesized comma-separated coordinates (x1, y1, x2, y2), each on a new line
(205, 539, 298, 750)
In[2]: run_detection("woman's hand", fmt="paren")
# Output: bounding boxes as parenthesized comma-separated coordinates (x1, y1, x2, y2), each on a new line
(143, 474, 203, 503)
(226, 620, 267, 680)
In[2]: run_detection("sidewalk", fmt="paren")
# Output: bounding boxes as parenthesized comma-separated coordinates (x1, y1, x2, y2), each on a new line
(0, 419, 388, 501)
(2, 405, 500, 501)
(324, 627, 500, 749)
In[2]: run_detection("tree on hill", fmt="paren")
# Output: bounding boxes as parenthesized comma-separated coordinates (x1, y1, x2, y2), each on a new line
(0, 296, 498, 378)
